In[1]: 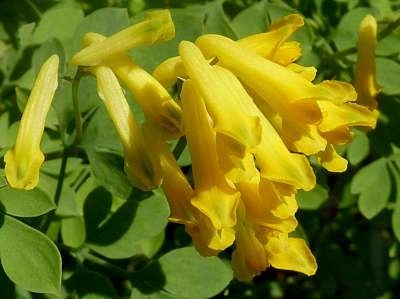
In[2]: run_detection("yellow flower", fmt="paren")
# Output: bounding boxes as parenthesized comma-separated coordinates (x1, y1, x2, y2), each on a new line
(264, 231, 317, 276)
(152, 13, 305, 89)
(158, 140, 226, 256)
(180, 79, 240, 251)
(179, 41, 261, 155)
(4, 55, 59, 189)
(231, 202, 269, 281)
(196, 34, 354, 123)
(80, 32, 182, 139)
(196, 33, 377, 172)
(213, 65, 315, 190)
(232, 176, 317, 281)
(354, 14, 381, 110)
(92, 66, 162, 190)
(71, 10, 175, 66)
(153, 56, 187, 88)
(238, 14, 304, 65)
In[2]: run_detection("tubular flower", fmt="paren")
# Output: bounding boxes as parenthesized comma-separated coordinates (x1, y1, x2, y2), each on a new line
(231, 162, 316, 280)
(156, 131, 223, 257)
(92, 66, 162, 190)
(153, 56, 187, 89)
(232, 200, 317, 280)
(180, 79, 240, 251)
(213, 65, 315, 190)
(195, 33, 377, 172)
(71, 10, 175, 66)
(4, 55, 59, 189)
(179, 41, 261, 155)
(80, 32, 182, 139)
(354, 14, 381, 111)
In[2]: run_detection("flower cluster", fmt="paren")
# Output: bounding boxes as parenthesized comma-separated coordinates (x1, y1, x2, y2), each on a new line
(4, 10, 380, 281)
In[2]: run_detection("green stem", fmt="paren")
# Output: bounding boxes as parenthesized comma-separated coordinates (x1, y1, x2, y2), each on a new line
(172, 136, 187, 160)
(54, 152, 68, 206)
(39, 151, 68, 232)
(45, 147, 87, 161)
(81, 251, 130, 277)
(24, 0, 42, 19)
(378, 17, 400, 41)
(72, 70, 84, 146)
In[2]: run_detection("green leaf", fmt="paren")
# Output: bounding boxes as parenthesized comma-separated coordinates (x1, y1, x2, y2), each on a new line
(64, 268, 117, 299)
(377, 34, 400, 56)
(131, 247, 232, 299)
(55, 185, 80, 217)
(351, 158, 391, 219)
(347, 130, 370, 166)
(86, 150, 133, 199)
(297, 184, 329, 210)
(202, 0, 237, 39)
(129, 231, 165, 259)
(130, 288, 177, 299)
(0, 215, 62, 294)
(0, 112, 14, 155)
(81, 104, 122, 154)
(32, 38, 66, 76)
(0, 186, 55, 217)
(32, 7, 84, 44)
(61, 216, 86, 248)
(17, 23, 35, 48)
(85, 191, 169, 259)
(231, 0, 269, 38)
(333, 8, 373, 51)
(390, 161, 400, 241)
(376, 57, 400, 95)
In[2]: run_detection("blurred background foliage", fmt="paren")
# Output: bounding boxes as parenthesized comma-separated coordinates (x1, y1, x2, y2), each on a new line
(0, 0, 400, 298)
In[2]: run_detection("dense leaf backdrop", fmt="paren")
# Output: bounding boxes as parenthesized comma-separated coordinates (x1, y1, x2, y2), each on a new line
(0, 0, 400, 298)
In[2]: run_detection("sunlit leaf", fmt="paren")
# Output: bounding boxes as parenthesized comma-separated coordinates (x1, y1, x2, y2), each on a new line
(351, 158, 391, 219)
(0, 186, 55, 217)
(0, 215, 61, 294)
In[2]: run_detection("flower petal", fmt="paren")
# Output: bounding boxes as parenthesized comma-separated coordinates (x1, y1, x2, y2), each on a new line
(179, 41, 261, 151)
(93, 66, 162, 190)
(181, 79, 240, 250)
(5, 55, 59, 189)
(317, 101, 378, 132)
(267, 237, 317, 276)
(71, 10, 175, 66)
(316, 144, 348, 172)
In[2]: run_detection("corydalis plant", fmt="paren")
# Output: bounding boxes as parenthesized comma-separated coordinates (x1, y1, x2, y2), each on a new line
(5, 9, 381, 283)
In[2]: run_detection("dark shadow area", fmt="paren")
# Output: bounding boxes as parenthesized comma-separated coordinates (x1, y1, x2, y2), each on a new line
(0, 204, 5, 228)
(0, 263, 15, 299)
(369, 96, 400, 157)
(9, 45, 38, 81)
(84, 186, 139, 246)
(64, 267, 118, 298)
(129, 260, 166, 294)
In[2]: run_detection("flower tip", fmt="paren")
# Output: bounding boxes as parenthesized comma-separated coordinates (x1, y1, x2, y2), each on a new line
(47, 54, 60, 66)
(4, 148, 44, 190)
(81, 32, 105, 48)
(145, 9, 175, 41)
(361, 14, 377, 28)
(270, 13, 305, 30)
